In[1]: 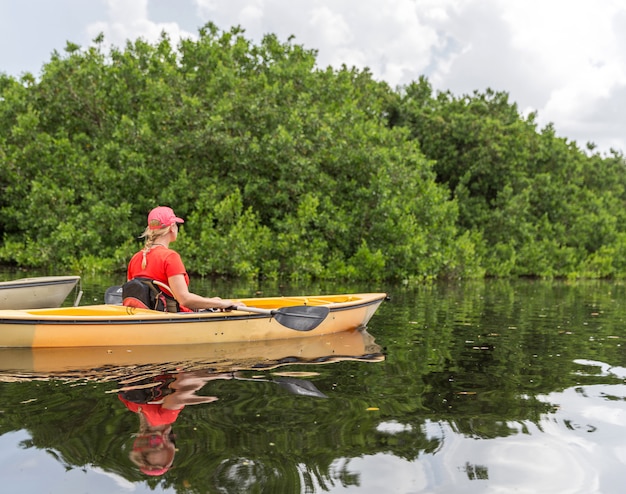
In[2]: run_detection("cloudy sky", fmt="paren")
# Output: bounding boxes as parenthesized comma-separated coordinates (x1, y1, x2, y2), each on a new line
(2, 0, 625, 155)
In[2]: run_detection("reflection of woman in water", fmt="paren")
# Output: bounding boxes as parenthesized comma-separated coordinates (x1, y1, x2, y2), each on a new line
(118, 371, 233, 476)
(127, 415, 177, 476)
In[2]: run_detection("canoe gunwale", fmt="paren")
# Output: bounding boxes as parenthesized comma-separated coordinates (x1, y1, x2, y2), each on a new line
(327, 297, 384, 312)
(0, 276, 80, 290)
(0, 311, 268, 326)
(0, 293, 386, 326)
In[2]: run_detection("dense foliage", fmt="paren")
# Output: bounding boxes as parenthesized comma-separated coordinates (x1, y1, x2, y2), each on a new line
(390, 79, 626, 278)
(1, 23, 624, 281)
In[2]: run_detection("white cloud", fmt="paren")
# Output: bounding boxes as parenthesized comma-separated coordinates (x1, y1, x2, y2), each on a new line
(495, 0, 626, 148)
(2, 0, 625, 153)
(86, 0, 196, 48)
(194, 0, 444, 86)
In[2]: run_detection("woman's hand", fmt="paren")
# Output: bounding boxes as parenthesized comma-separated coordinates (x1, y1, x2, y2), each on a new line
(168, 274, 245, 311)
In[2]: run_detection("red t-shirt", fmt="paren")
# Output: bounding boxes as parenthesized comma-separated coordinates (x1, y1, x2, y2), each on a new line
(118, 395, 182, 426)
(127, 246, 190, 293)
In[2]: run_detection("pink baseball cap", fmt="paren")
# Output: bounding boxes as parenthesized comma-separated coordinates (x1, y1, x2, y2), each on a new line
(147, 206, 184, 230)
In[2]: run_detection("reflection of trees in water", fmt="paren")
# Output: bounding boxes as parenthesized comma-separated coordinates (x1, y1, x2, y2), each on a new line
(462, 461, 489, 480)
(380, 280, 626, 440)
(1, 366, 396, 492)
(2, 280, 626, 491)
(213, 458, 269, 493)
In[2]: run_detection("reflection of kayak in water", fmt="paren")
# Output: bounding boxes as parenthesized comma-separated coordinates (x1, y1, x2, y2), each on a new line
(0, 292, 386, 347)
(0, 328, 384, 381)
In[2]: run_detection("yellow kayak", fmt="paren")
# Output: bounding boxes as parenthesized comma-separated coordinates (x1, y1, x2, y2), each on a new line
(0, 292, 386, 348)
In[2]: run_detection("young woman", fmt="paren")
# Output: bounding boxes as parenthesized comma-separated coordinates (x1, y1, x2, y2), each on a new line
(126, 206, 239, 311)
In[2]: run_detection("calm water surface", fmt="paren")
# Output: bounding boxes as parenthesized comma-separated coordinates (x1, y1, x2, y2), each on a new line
(1, 273, 626, 493)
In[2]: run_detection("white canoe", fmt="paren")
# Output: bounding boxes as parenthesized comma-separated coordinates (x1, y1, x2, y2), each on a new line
(0, 275, 81, 310)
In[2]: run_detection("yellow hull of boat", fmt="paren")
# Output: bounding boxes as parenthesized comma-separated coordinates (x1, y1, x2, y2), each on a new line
(0, 292, 386, 348)
(0, 327, 383, 379)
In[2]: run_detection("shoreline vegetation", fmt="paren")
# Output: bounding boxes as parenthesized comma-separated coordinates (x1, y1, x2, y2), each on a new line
(1, 23, 625, 282)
